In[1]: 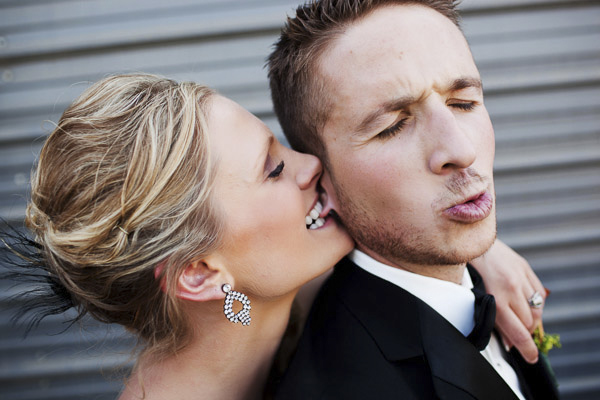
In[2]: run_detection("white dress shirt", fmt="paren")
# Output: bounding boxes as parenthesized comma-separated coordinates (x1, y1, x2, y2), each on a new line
(349, 249, 526, 400)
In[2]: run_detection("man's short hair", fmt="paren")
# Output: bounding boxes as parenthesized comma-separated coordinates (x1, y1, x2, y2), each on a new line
(267, 0, 461, 164)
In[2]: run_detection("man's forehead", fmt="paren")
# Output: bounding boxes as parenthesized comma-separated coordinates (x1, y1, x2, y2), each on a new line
(326, 6, 461, 53)
(316, 5, 477, 132)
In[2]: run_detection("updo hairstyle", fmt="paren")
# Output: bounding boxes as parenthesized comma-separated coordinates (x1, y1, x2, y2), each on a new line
(24, 73, 221, 359)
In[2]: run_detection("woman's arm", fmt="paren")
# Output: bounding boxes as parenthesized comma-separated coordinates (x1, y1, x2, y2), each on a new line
(471, 239, 546, 363)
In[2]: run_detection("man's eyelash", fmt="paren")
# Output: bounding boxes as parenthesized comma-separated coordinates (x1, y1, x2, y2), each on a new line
(375, 100, 475, 140)
(268, 161, 285, 178)
(450, 102, 476, 111)
(377, 118, 407, 140)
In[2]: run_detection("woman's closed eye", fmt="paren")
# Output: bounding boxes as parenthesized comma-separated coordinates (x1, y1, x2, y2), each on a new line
(268, 161, 285, 179)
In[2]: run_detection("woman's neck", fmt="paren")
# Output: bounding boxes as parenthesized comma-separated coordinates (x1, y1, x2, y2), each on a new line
(120, 293, 296, 400)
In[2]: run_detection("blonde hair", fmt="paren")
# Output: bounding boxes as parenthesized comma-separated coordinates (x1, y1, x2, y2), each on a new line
(25, 73, 221, 359)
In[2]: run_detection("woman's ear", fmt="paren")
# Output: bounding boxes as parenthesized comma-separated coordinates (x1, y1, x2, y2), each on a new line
(175, 259, 232, 302)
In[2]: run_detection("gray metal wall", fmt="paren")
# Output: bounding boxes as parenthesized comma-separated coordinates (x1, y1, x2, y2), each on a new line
(0, 0, 598, 399)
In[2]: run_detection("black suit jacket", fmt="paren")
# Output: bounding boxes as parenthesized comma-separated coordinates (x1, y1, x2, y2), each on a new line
(274, 257, 559, 400)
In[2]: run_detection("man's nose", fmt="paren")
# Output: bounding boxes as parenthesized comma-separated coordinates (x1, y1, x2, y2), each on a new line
(426, 106, 477, 175)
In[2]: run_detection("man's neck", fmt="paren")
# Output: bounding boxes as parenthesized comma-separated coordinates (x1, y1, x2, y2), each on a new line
(355, 245, 466, 285)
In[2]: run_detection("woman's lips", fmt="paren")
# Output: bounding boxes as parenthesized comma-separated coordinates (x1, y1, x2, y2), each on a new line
(443, 191, 493, 223)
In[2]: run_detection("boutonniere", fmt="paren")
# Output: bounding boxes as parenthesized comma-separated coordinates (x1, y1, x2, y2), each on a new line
(533, 323, 561, 355)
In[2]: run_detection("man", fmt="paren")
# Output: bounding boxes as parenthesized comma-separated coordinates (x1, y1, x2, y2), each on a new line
(267, 0, 560, 398)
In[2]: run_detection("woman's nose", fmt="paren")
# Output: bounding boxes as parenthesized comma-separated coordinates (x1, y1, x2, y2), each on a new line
(295, 151, 322, 190)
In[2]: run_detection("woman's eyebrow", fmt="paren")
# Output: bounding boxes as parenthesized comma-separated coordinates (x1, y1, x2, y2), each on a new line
(254, 134, 274, 179)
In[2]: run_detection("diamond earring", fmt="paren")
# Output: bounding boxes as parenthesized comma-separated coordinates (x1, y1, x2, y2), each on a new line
(222, 284, 251, 326)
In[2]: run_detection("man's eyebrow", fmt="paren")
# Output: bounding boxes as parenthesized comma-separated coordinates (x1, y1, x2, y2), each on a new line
(354, 78, 481, 135)
(356, 96, 415, 134)
(449, 77, 482, 92)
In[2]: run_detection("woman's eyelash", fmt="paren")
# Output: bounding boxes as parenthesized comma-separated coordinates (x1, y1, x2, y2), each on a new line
(377, 118, 407, 140)
(268, 161, 285, 178)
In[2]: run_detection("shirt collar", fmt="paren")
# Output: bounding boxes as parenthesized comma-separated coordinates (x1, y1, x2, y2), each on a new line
(349, 249, 476, 336)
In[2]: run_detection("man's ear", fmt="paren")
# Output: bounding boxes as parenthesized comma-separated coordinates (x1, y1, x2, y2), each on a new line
(176, 259, 232, 302)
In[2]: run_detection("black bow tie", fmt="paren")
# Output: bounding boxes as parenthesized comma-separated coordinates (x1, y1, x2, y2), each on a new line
(467, 265, 496, 351)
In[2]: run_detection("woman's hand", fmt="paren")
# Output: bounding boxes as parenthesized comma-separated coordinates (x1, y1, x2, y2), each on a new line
(471, 239, 546, 363)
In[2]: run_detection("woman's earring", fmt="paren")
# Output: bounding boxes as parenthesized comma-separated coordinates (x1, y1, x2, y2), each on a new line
(222, 284, 251, 326)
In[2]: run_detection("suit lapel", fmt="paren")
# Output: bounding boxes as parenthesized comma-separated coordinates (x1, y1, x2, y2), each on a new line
(505, 347, 560, 400)
(418, 301, 519, 400)
(331, 257, 425, 361)
(334, 258, 519, 400)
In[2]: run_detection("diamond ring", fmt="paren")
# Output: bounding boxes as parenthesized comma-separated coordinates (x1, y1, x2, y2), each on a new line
(528, 291, 544, 309)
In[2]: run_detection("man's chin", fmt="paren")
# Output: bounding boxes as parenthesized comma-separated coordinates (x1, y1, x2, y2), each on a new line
(436, 217, 497, 263)
(441, 231, 497, 265)
(393, 229, 498, 267)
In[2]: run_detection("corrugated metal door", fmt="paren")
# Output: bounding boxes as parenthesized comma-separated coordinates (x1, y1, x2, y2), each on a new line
(1, 0, 599, 399)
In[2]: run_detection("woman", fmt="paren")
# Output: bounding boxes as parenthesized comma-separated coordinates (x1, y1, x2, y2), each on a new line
(1, 74, 544, 399)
